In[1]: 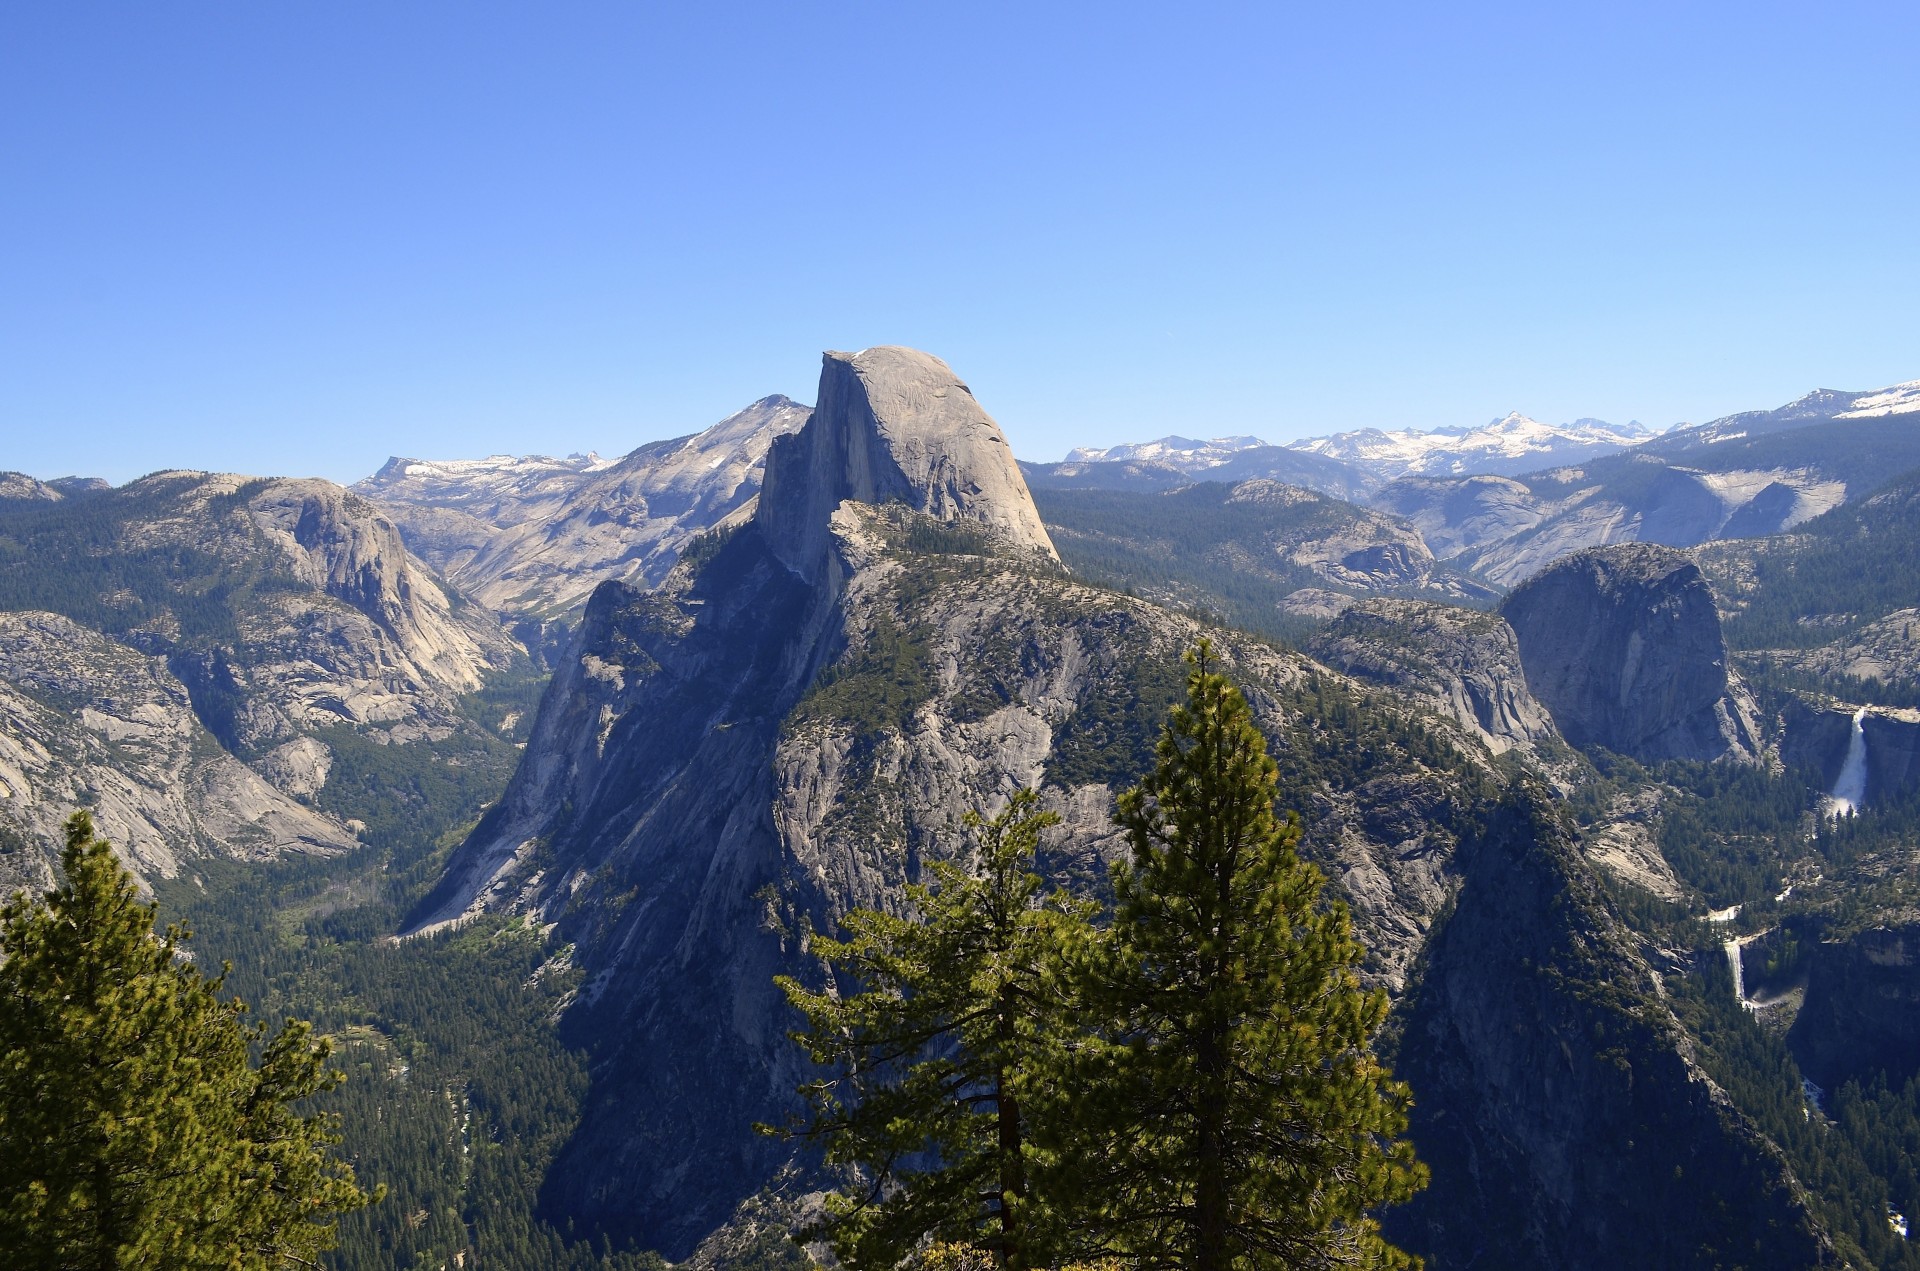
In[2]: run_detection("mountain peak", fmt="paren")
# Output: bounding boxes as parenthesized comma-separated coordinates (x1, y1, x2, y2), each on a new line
(756, 347, 1059, 578)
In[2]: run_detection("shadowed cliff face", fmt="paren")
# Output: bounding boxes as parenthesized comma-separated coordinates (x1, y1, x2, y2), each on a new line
(1388, 785, 1833, 1270)
(1792, 925, 1920, 1093)
(1501, 542, 1758, 763)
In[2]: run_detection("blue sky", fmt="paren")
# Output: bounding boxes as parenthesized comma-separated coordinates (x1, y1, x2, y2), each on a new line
(3, 2, 1917, 484)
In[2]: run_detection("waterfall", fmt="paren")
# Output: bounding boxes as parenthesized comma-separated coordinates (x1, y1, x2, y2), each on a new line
(1824, 707, 1870, 817)
(1724, 938, 1754, 1012)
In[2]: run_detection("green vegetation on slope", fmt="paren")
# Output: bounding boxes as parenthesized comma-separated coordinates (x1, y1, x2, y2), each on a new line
(1033, 483, 1490, 646)
(157, 837, 661, 1270)
(0, 476, 288, 647)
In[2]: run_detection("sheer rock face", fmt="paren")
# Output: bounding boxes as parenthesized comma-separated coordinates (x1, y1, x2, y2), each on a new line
(121, 475, 520, 756)
(411, 520, 1482, 1256)
(1310, 598, 1556, 754)
(1792, 924, 1920, 1093)
(241, 478, 516, 703)
(756, 348, 1059, 582)
(0, 612, 356, 893)
(1501, 543, 1758, 762)
(409, 349, 1817, 1266)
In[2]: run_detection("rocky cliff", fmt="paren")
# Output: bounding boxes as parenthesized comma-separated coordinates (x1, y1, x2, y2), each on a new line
(1791, 923, 1920, 1093)
(1501, 543, 1758, 763)
(1309, 599, 1555, 754)
(412, 347, 1494, 1255)
(0, 472, 522, 884)
(0, 611, 355, 892)
(756, 348, 1058, 580)
(403, 345, 1847, 1267)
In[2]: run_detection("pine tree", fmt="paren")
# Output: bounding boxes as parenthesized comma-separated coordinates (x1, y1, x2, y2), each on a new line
(0, 811, 377, 1269)
(772, 790, 1090, 1271)
(1059, 641, 1426, 1271)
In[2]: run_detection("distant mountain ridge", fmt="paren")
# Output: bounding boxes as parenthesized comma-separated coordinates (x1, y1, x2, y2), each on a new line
(353, 396, 812, 619)
(1042, 412, 1660, 492)
(1384, 380, 1920, 586)
(1288, 411, 1659, 479)
(1645, 380, 1920, 455)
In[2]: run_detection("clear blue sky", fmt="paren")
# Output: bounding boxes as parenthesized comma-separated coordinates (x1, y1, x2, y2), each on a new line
(4, 2, 1917, 485)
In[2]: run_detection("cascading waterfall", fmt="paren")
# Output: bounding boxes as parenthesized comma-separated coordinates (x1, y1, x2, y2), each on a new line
(1724, 937, 1754, 1012)
(1824, 707, 1870, 817)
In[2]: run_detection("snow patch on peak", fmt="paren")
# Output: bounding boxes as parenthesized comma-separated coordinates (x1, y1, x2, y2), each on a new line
(1839, 381, 1920, 419)
(1283, 412, 1652, 480)
(1062, 435, 1271, 468)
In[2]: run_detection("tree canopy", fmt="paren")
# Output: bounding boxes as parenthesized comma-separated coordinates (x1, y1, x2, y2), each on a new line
(0, 812, 377, 1270)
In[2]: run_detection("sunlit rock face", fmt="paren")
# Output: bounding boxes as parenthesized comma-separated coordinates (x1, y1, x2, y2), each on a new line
(1501, 543, 1757, 763)
(756, 347, 1060, 582)
(1309, 598, 1556, 755)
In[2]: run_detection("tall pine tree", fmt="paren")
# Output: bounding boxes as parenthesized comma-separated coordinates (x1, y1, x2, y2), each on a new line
(1059, 641, 1426, 1271)
(773, 790, 1090, 1271)
(0, 811, 376, 1269)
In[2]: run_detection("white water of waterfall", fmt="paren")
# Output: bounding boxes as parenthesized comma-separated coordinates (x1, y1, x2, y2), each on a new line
(1824, 707, 1870, 817)
(1724, 938, 1754, 1012)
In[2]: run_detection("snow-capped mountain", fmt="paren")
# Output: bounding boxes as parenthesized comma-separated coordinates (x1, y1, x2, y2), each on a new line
(356, 451, 619, 528)
(1061, 434, 1270, 472)
(1038, 414, 1659, 493)
(1646, 381, 1920, 454)
(1287, 413, 1658, 480)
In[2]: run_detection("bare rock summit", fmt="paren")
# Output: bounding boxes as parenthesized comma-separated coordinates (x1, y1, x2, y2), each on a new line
(757, 347, 1059, 580)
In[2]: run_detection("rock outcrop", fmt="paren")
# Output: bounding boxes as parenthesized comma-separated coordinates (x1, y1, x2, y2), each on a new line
(0, 472, 522, 886)
(1501, 543, 1758, 762)
(1791, 924, 1920, 1092)
(411, 348, 1485, 1255)
(408, 347, 1838, 1266)
(1309, 599, 1555, 754)
(756, 348, 1059, 581)
(0, 611, 356, 893)
(0, 472, 65, 502)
